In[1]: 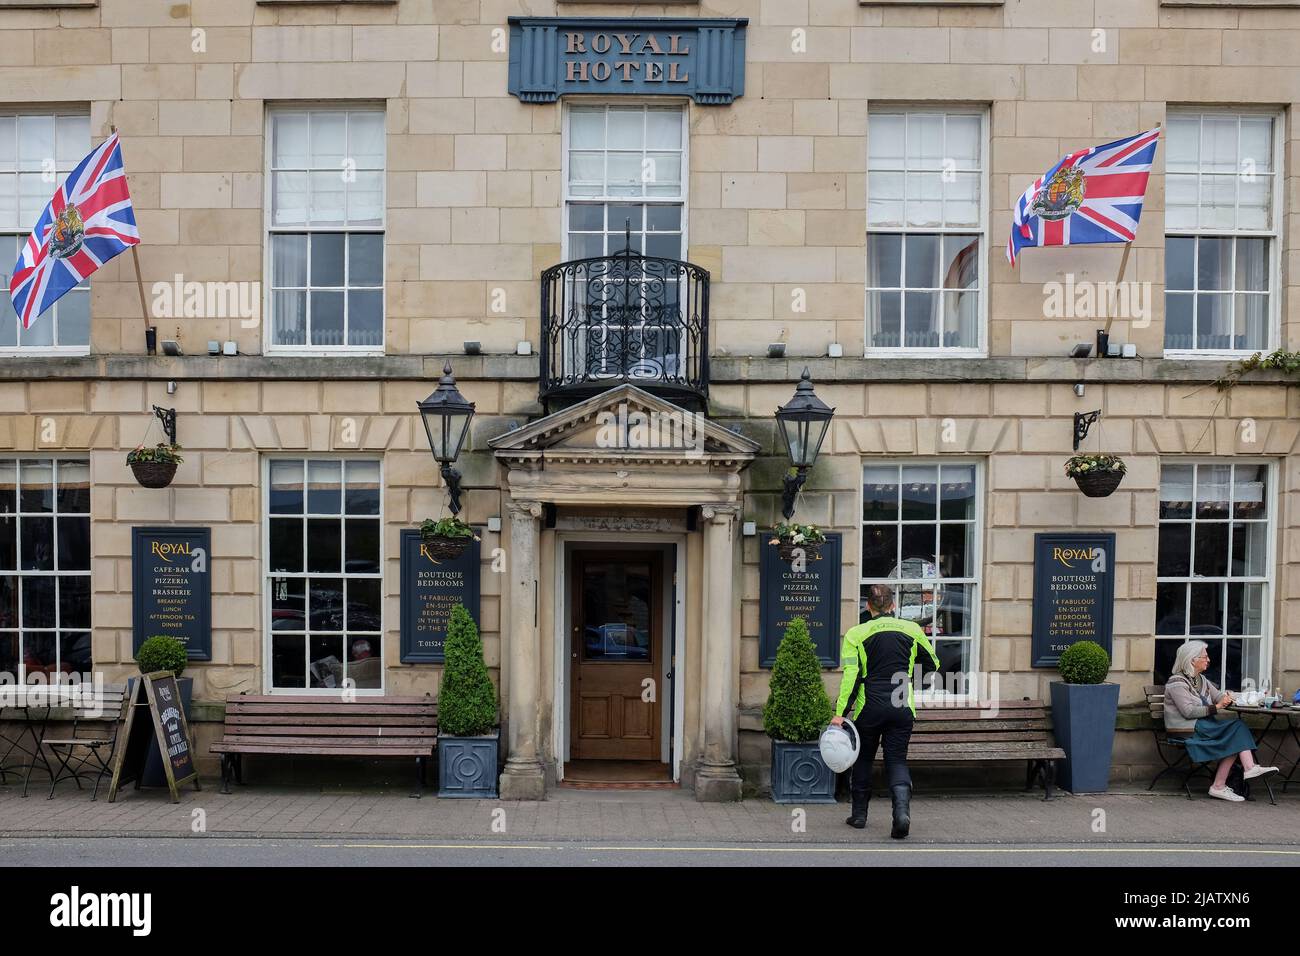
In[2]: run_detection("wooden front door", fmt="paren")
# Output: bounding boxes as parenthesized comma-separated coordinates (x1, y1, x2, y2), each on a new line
(570, 551, 662, 760)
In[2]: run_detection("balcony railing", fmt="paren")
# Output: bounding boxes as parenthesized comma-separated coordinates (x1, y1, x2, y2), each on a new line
(539, 244, 709, 412)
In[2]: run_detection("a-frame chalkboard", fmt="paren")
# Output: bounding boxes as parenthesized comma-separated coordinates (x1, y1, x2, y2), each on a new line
(107, 671, 202, 803)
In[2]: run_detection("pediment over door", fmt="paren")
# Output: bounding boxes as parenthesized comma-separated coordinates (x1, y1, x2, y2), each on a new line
(489, 384, 758, 507)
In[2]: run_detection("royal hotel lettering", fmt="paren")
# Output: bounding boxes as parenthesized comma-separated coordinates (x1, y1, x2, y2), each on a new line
(562, 32, 691, 84)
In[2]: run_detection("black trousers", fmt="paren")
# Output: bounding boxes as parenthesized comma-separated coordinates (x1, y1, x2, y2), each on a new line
(849, 704, 915, 797)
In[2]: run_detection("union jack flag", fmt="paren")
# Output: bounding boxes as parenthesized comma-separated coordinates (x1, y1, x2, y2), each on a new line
(1007, 127, 1160, 266)
(9, 131, 139, 328)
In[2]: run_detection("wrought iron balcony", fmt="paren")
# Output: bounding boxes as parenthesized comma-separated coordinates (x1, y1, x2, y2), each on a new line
(539, 243, 709, 412)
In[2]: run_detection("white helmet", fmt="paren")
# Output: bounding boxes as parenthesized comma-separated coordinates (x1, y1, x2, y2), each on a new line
(819, 719, 861, 773)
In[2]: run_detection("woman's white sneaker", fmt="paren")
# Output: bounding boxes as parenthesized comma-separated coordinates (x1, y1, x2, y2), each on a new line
(1244, 765, 1279, 780)
(1209, 785, 1245, 802)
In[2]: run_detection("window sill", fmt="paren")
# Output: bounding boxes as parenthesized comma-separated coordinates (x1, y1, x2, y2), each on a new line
(1162, 349, 1274, 360)
(865, 348, 988, 359)
(0, 0, 97, 7)
(0, 348, 91, 357)
(265, 349, 386, 358)
(256, 0, 394, 5)
(859, 0, 1002, 5)
(1161, 0, 1300, 7)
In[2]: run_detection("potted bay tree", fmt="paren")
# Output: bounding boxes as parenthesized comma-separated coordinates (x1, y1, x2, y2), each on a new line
(763, 616, 836, 803)
(437, 602, 499, 798)
(1049, 640, 1120, 793)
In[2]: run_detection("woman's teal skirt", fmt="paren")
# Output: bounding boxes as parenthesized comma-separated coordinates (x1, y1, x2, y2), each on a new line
(1185, 717, 1256, 763)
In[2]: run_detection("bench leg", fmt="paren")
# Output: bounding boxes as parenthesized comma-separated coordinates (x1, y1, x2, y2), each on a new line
(1025, 760, 1036, 792)
(410, 756, 424, 799)
(1042, 760, 1056, 801)
(219, 754, 233, 795)
(234, 754, 243, 785)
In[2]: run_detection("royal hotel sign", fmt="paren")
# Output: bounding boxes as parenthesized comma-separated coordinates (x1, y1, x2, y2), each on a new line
(507, 17, 748, 104)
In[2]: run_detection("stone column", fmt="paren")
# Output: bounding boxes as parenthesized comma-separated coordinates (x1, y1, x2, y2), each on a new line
(499, 498, 547, 800)
(696, 504, 743, 801)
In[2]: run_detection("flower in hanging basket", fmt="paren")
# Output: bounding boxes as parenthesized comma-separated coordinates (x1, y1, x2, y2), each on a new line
(419, 516, 480, 560)
(769, 522, 827, 562)
(126, 443, 184, 489)
(1065, 453, 1125, 497)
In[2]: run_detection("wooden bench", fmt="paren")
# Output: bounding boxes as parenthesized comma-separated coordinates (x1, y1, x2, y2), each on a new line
(211, 694, 437, 798)
(908, 699, 1066, 799)
(1143, 684, 1275, 804)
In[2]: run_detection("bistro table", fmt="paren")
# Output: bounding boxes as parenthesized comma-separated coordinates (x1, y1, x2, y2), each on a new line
(0, 690, 54, 798)
(1228, 703, 1300, 795)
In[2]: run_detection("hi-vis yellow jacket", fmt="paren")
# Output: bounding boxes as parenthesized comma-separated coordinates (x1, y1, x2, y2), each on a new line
(835, 615, 940, 720)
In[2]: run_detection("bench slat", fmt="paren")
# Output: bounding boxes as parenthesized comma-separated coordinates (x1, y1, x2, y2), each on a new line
(226, 702, 436, 717)
(223, 724, 436, 737)
(904, 731, 1049, 743)
(910, 740, 1058, 754)
(217, 735, 437, 748)
(212, 743, 433, 757)
(912, 718, 1051, 732)
(225, 714, 436, 727)
(911, 749, 1064, 762)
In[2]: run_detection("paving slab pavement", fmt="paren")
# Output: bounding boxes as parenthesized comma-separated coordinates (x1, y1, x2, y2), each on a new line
(1, 781, 1297, 847)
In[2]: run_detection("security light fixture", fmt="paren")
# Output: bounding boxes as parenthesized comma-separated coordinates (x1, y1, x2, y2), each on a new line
(417, 362, 476, 516)
(161, 340, 182, 356)
(463, 341, 481, 355)
(1069, 343, 1092, 358)
(767, 343, 786, 358)
(207, 341, 220, 356)
(774, 367, 835, 520)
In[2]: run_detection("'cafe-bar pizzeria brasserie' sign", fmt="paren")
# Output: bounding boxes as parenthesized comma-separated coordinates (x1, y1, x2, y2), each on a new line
(132, 527, 212, 661)
(508, 17, 748, 104)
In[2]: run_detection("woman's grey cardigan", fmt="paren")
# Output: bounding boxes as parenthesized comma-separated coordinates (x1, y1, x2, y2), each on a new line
(1163, 673, 1222, 733)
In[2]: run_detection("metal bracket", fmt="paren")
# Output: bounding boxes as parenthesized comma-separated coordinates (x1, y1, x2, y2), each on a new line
(440, 462, 463, 517)
(152, 405, 177, 446)
(781, 468, 809, 520)
(1073, 409, 1101, 451)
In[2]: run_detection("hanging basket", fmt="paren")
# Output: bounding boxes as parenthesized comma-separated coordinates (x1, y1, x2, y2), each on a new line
(1072, 470, 1124, 498)
(128, 459, 178, 489)
(776, 540, 821, 563)
(420, 534, 472, 560)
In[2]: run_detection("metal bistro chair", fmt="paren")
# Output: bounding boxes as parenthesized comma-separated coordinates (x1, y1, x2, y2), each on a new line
(40, 683, 128, 801)
(1144, 684, 1275, 805)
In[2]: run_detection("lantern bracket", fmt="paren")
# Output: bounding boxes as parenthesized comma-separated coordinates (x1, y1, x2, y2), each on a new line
(781, 468, 808, 521)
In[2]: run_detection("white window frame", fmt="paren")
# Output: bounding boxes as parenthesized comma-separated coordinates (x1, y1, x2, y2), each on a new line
(865, 106, 989, 359)
(858, 458, 984, 703)
(261, 454, 385, 696)
(1163, 108, 1285, 360)
(0, 108, 91, 357)
(263, 103, 386, 357)
(560, 99, 690, 263)
(0, 456, 92, 684)
(1154, 458, 1276, 691)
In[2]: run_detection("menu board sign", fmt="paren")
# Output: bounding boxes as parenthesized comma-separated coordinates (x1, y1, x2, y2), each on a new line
(759, 533, 843, 667)
(132, 527, 212, 661)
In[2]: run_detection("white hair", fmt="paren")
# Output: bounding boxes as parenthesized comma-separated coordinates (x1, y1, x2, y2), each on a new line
(1171, 640, 1208, 681)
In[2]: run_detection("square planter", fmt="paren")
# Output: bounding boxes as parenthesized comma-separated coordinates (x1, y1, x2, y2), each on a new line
(1050, 681, 1120, 794)
(770, 739, 836, 804)
(438, 731, 499, 798)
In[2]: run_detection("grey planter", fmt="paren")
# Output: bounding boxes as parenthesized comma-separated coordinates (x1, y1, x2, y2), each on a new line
(769, 739, 836, 804)
(1050, 681, 1120, 793)
(438, 731, 499, 798)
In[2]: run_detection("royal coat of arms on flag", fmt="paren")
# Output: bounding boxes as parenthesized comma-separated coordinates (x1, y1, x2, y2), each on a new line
(9, 131, 139, 328)
(1007, 127, 1160, 266)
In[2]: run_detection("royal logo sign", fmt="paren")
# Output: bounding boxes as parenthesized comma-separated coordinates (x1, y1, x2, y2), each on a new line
(508, 17, 747, 104)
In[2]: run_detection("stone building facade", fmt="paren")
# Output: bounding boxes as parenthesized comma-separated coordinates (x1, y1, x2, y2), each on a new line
(0, 0, 1298, 797)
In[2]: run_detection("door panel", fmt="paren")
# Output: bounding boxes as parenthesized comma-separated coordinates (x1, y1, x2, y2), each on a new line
(571, 551, 661, 760)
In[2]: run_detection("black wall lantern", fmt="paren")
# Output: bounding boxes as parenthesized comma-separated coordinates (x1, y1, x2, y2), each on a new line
(774, 367, 835, 520)
(417, 362, 476, 516)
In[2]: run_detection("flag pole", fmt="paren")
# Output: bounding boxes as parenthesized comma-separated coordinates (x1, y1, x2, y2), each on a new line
(110, 125, 153, 347)
(1102, 123, 1158, 341)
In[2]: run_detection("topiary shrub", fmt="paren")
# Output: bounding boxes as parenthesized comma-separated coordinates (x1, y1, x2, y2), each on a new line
(762, 616, 834, 743)
(438, 603, 498, 737)
(136, 635, 188, 678)
(1058, 640, 1110, 685)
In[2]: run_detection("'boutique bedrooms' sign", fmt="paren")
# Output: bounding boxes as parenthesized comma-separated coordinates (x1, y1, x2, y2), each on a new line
(508, 17, 748, 104)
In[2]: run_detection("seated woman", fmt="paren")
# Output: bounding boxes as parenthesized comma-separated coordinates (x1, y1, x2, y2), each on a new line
(1163, 640, 1278, 802)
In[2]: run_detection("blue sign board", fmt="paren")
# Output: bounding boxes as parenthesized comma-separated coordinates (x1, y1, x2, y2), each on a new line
(132, 526, 212, 661)
(400, 529, 481, 664)
(1031, 532, 1116, 667)
(508, 17, 747, 104)
(760, 533, 843, 668)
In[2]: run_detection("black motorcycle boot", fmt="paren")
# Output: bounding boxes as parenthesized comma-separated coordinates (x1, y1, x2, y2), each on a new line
(889, 784, 911, 839)
(845, 791, 868, 829)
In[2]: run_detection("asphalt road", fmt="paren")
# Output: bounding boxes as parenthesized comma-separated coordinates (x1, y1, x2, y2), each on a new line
(3, 837, 1300, 867)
